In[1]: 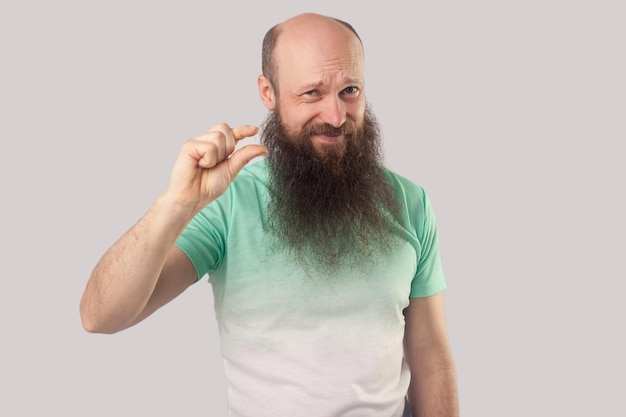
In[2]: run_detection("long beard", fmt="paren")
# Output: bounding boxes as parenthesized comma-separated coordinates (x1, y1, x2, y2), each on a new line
(260, 105, 399, 273)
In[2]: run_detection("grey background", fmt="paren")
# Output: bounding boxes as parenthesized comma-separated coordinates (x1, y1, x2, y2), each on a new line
(1, 0, 624, 416)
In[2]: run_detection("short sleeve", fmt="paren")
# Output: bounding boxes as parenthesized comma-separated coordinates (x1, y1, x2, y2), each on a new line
(409, 192, 447, 298)
(175, 199, 229, 282)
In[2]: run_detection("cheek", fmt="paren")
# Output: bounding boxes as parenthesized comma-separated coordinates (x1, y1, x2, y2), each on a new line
(346, 101, 365, 122)
(283, 107, 317, 135)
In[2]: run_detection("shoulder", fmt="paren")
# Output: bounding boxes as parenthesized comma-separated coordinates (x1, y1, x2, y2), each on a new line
(382, 167, 428, 208)
(382, 167, 440, 242)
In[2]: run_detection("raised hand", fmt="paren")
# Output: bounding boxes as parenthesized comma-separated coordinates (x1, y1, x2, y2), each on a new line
(166, 123, 267, 213)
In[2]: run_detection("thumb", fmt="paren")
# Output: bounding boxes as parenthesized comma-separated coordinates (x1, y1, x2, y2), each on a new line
(227, 144, 268, 176)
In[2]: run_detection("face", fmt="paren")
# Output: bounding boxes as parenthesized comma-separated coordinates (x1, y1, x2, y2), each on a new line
(259, 18, 366, 155)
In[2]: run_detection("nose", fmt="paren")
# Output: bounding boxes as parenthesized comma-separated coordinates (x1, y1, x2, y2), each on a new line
(319, 96, 347, 128)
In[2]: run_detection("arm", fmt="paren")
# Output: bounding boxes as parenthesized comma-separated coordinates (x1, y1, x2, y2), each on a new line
(404, 293, 459, 417)
(79, 124, 267, 334)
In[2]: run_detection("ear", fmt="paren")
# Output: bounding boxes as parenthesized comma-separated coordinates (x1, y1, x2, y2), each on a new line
(258, 75, 276, 110)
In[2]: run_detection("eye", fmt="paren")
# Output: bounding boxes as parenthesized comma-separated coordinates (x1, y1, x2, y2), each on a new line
(342, 86, 360, 96)
(299, 90, 321, 102)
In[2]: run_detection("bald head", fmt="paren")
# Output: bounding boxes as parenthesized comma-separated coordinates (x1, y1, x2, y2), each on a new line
(261, 13, 363, 91)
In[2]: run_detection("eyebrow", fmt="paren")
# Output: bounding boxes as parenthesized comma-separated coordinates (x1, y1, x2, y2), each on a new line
(298, 77, 363, 92)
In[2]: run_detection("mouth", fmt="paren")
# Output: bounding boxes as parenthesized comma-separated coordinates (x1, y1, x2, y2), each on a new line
(313, 134, 344, 144)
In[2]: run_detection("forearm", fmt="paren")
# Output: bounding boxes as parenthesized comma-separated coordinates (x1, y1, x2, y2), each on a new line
(408, 346, 459, 417)
(79, 194, 196, 334)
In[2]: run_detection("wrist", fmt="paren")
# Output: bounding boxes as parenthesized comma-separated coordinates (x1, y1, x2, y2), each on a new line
(154, 193, 203, 227)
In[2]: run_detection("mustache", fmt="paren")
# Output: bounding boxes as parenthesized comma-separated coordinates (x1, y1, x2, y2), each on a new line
(301, 121, 358, 137)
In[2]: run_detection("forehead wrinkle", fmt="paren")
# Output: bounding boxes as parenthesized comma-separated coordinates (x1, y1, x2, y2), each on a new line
(318, 55, 362, 71)
(295, 57, 363, 89)
(279, 47, 362, 70)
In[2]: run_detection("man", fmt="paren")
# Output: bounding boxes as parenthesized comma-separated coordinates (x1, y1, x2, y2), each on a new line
(80, 12, 459, 417)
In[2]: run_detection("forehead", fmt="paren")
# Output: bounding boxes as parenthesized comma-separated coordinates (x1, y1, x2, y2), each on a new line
(274, 20, 364, 88)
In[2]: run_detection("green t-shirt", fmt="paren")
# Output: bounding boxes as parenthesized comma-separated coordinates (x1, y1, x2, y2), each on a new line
(176, 159, 446, 417)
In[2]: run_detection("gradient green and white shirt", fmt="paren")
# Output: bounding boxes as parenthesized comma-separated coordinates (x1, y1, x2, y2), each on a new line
(176, 159, 446, 417)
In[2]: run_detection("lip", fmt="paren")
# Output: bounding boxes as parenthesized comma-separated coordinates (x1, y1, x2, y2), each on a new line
(313, 134, 344, 144)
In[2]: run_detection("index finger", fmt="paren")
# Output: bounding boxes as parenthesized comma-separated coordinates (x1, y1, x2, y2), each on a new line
(232, 125, 260, 141)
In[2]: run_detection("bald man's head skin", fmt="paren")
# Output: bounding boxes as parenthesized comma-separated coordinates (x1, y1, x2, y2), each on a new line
(261, 13, 362, 93)
(258, 14, 399, 272)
